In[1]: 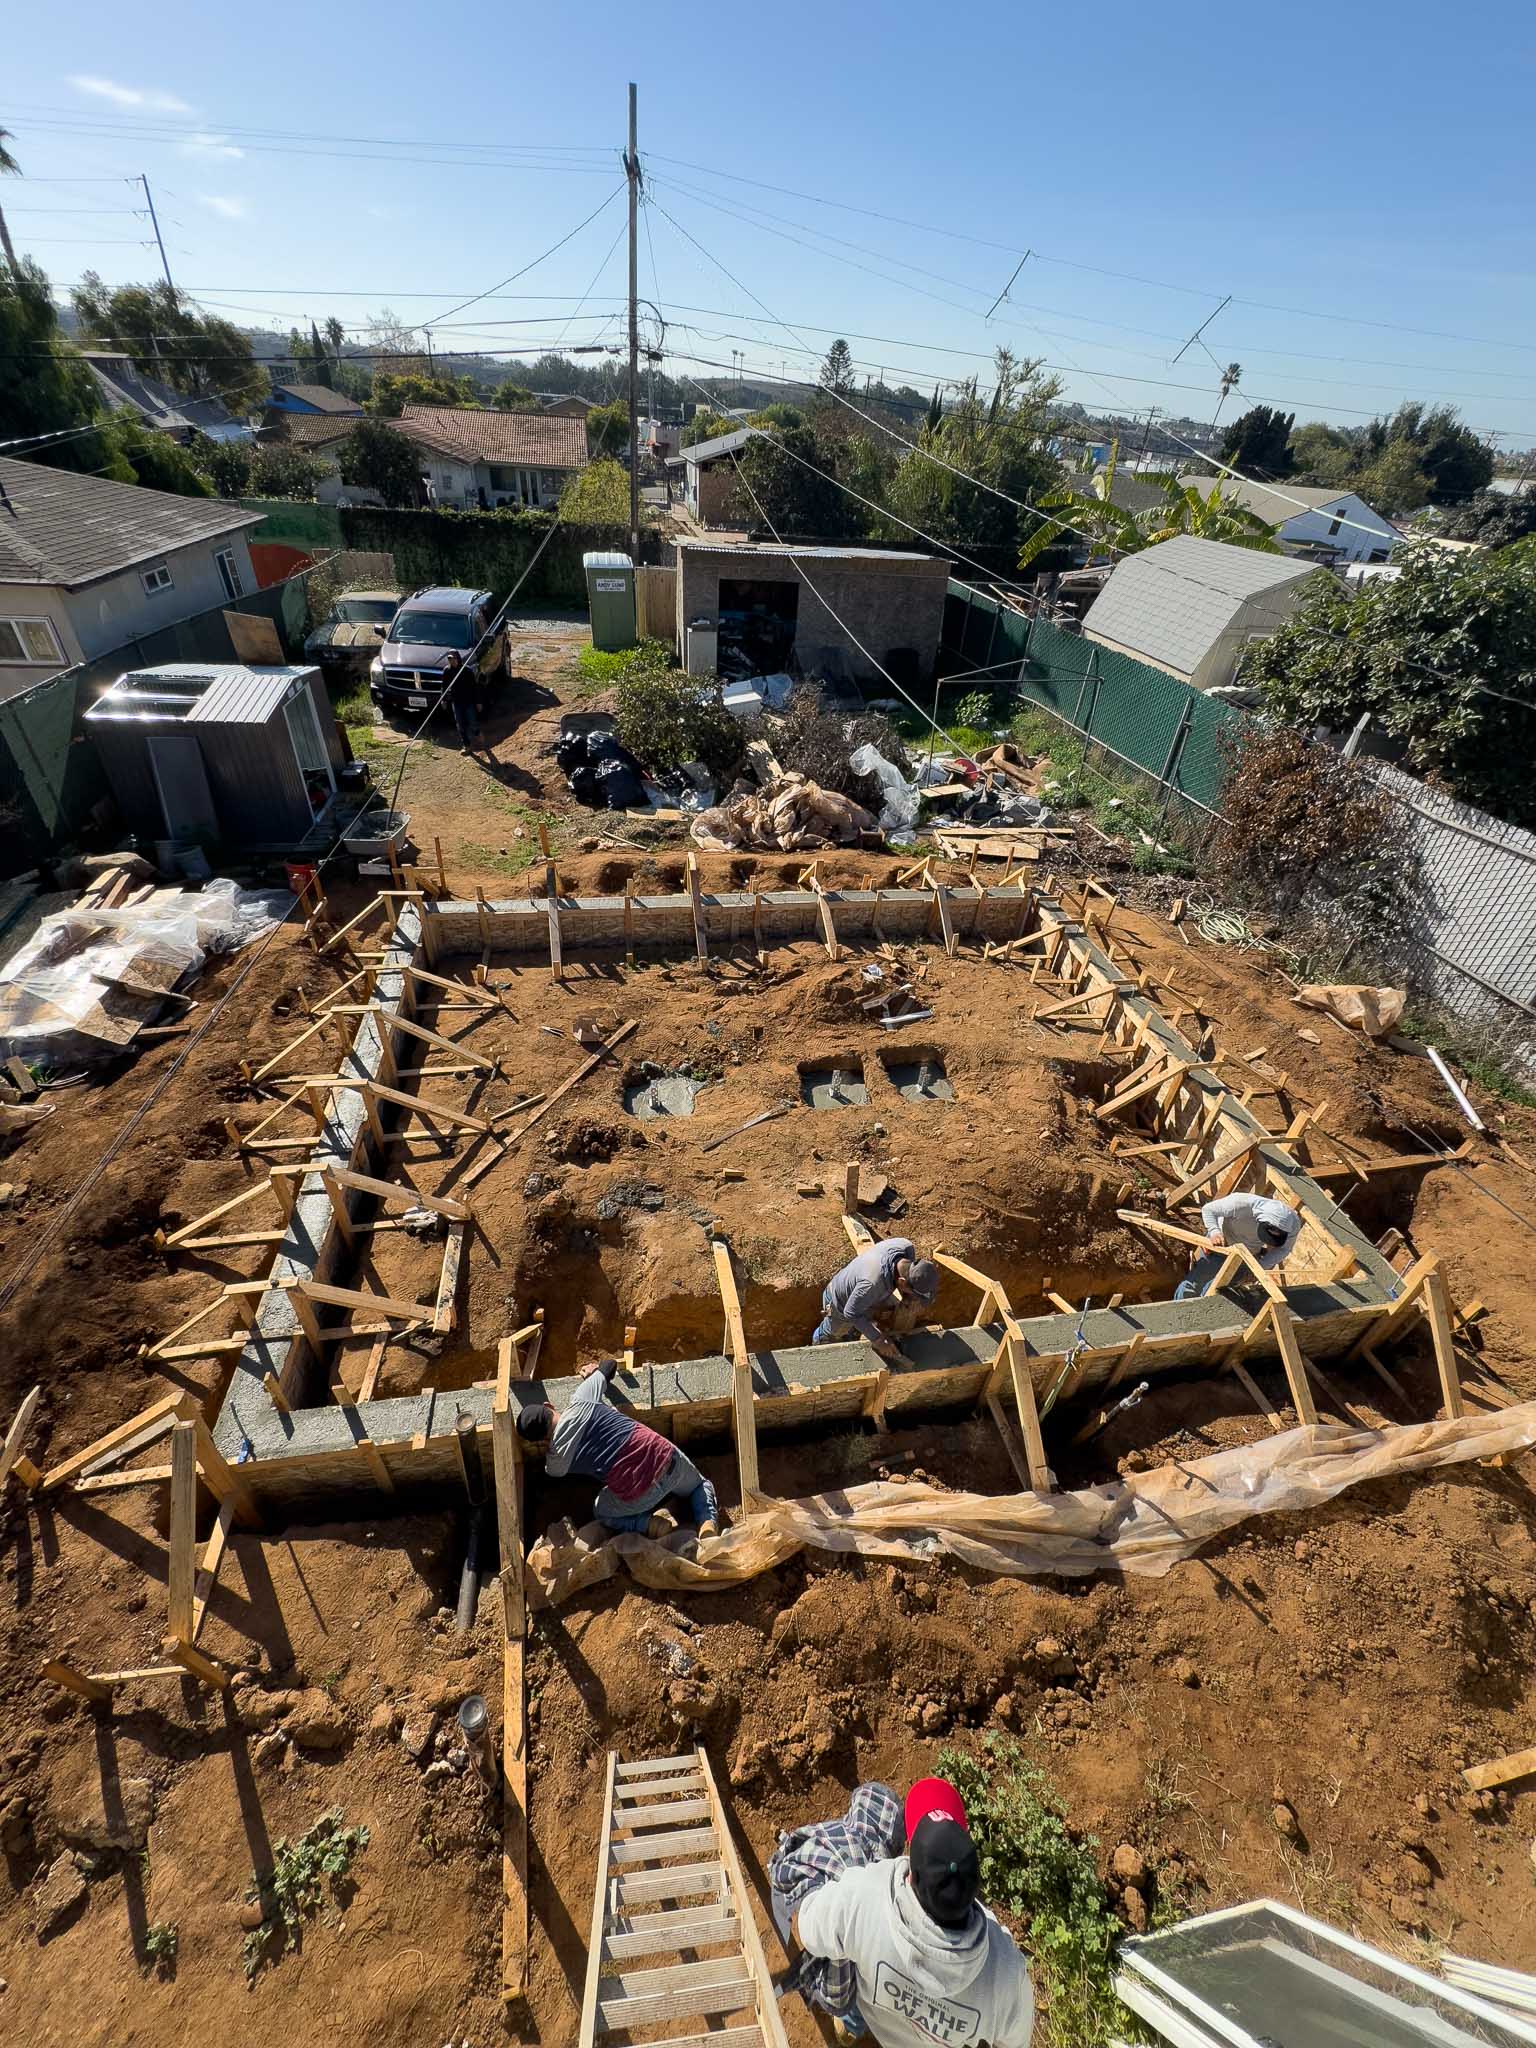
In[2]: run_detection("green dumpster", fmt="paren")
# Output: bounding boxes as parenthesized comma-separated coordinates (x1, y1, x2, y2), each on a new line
(583, 550, 636, 652)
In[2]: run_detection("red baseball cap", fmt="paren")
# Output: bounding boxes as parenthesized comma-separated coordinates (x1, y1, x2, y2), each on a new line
(905, 1776, 967, 1842)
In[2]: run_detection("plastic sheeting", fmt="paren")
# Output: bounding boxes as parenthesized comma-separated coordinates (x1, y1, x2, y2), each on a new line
(849, 742, 921, 837)
(527, 1402, 1536, 1607)
(0, 877, 286, 1066)
(1295, 984, 1407, 1038)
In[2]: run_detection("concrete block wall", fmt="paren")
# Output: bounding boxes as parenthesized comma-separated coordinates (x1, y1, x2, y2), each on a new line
(675, 544, 951, 682)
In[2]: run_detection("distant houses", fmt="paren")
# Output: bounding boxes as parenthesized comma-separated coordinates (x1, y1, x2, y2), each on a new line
(1175, 474, 1396, 564)
(390, 405, 589, 510)
(81, 352, 253, 445)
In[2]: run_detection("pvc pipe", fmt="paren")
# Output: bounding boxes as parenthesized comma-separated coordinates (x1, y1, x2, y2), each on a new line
(1426, 1046, 1486, 1132)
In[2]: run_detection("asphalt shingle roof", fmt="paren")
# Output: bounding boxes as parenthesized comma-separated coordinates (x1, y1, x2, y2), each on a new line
(394, 405, 588, 468)
(269, 384, 364, 415)
(1173, 474, 1382, 527)
(263, 412, 362, 449)
(1080, 535, 1318, 678)
(0, 458, 259, 589)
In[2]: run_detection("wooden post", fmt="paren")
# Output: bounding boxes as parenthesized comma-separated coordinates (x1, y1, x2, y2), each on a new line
(1421, 1270, 1465, 1418)
(623, 880, 635, 969)
(491, 1403, 528, 2001)
(711, 1239, 759, 1503)
(687, 851, 709, 961)
(434, 834, 448, 895)
(1000, 1314, 1051, 1493)
(843, 1160, 859, 1217)
(0, 1385, 42, 1493)
(1263, 1303, 1319, 1427)
(167, 1421, 197, 1644)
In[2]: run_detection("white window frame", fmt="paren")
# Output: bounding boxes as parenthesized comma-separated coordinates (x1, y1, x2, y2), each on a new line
(0, 615, 66, 666)
(214, 546, 245, 601)
(141, 562, 174, 595)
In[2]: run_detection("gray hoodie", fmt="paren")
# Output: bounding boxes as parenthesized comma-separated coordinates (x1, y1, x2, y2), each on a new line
(796, 1856, 1035, 2048)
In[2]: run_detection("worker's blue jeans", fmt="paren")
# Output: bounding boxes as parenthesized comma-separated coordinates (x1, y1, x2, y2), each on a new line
(451, 695, 480, 748)
(811, 1305, 855, 1345)
(1175, 1251, 1224, 1299)
(595, 1448, 719, 1534)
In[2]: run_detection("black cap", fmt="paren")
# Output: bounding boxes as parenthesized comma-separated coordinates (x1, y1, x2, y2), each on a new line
(1257, 1220, 1289, 1248)
(908, 1816, 979, 1928)
(517, 1403, 551, 1441)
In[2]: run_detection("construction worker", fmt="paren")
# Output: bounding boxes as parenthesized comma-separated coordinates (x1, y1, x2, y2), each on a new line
(516, 1357, 720, 1539)
(790, 1775, 1035, 2048)
(812, 1238, 940, 1359)
(1176, 1191, 1301, 1299)
(768, 1782, 904, 2028)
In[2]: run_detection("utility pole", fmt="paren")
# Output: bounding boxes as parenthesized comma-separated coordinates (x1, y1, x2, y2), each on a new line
(141, 175, 174, 292)
(626, 81, 641, 561)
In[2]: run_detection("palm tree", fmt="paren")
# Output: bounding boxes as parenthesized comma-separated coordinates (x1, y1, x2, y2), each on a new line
(323, 315, 346, 365)
(1019, 462, 1278, 570)
(0, 128, 20, 275)
(1213, 362, 1243, 425)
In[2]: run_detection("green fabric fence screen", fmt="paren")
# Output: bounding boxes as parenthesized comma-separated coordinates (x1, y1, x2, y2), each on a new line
(941, 581, 1243, 818)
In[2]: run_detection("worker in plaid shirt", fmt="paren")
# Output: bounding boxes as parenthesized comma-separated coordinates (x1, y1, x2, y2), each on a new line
(768, 1781, 903, 2031)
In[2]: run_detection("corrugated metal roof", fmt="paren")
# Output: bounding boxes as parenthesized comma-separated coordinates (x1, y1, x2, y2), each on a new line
(85, 663, 314, 727)
(678, 429, 753, 465)
(675, 539, 940, 564)
(1081, 537, 1318, 678)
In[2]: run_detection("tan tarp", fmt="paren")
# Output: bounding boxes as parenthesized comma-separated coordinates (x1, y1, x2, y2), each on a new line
(1294, 984, 1407, 1038)
(527, 1403, 1536, 1606)
(691, 774, 877, 853)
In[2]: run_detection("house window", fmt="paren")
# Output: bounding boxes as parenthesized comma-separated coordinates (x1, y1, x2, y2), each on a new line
(214, 546, 245, 601)
(0, 616, 65, 665)
(1327, 516, 1344, 536)
(141, 563, 174, 595)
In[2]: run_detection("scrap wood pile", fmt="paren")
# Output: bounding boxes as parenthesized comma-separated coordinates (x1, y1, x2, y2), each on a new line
(690, 772, 878, 852)
(0, 855, 283, 1072)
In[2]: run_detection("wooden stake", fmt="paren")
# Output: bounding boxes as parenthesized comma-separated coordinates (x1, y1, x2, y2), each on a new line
(1421, 1269, 1465, 1419)
(687, 851, 709, 962)
(1261, 1302, 1318, 1427)
(843, 1160, 860, 1217)
(41, 1659, 112, 1704)
(492, 1403, 529, 2000)
(0, 1385, 42, 1492)
(434, 834, 448, 894)
(167, 1422, 197, 1643)
(999, 1314, 1051, 1492)
(711, 1238, 759, 1503)
(263, 1371, 292, 1415)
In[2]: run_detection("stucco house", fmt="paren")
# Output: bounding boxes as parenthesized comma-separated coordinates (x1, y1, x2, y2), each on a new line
(1176, 474, 1396, 564)
(0, 458, 261, 702)
(668, 428, 752, 527)
(1080, 535, 1324, 695)
(390, 405, 588, 509)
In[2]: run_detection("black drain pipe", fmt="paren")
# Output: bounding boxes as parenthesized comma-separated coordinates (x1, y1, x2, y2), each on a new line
(454, 1410, 488, 1632)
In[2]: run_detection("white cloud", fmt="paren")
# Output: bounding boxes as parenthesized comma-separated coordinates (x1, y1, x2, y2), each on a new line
(179, 133, 245, 160)
(70, 74, 193, 114)
(200, 195, 247, 221)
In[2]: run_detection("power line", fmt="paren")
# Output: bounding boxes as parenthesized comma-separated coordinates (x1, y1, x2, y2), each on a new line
(425, 184, 626, 327)
(8, 102, 612, 155)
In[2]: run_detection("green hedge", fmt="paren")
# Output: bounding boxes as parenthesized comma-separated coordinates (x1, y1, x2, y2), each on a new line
(334, 506, 654, 609)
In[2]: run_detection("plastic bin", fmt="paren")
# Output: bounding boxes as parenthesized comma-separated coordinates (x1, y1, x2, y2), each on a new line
(583, 550, 636, 652)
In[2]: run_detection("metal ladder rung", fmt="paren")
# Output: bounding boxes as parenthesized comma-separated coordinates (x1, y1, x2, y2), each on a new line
(614, 1796, 711, 1830)
(597, 1960, 755, 2032)
(610, 1824, 717, 1864)
(616, 1752, 697, 1776)
(603, 1906, 740, 1961)
(611, 1860, 726, 1907)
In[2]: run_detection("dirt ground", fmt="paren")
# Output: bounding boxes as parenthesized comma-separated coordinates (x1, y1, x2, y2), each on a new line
(3, 616, 1536, 2044)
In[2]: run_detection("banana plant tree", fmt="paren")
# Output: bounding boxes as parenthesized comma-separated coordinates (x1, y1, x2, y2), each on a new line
(1019, 463, 1279, 569)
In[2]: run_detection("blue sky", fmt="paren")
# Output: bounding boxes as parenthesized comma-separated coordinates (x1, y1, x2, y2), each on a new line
(5, 0, 1534, 447)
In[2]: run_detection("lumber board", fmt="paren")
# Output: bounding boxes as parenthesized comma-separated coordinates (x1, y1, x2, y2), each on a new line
(433, 1218, 467, 1334)
(500, 1021, 638, 1149)
(0, 1384, 41, 1491)
(1227, 1358, 1287, 1432)
(985, 1391, 1034, 1490)
(166, 1637, 232, 1690)
(1115, 1208, 1210, 1251)
(712, 1240, 760, 1502)
(162, 1179, 274, 1246)
(1163, 1137, 1258, 1209)
(167, 1422, 197, 1643)
(1096, 1056, 1192, 1121)
(1462, 1747, 1536, 1793)
(325, 1165, 473, 1221)
(1264, 1305, 1319, 1427)
(1422, 1269, 1465, 1418)
(42, 1391, 195, 1492)
(491, 1403, 528, 2000)
(73, 1465, 173, 1495)
(365, 1079, 490, 1134)
(999, 1315, 1051, 1492)
(191, 1500, 237, 1642)
(687, 852, 709, 961)
(297, 1277, 429, 1323)
(42, 1659, 113, 1703)
(372, 1003, 498, 1071)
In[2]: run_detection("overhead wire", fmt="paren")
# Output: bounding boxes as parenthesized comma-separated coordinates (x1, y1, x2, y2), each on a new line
(423, 183, 627, 327)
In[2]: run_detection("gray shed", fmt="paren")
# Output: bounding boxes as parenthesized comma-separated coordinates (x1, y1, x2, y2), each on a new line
(84, 662, 345, 847)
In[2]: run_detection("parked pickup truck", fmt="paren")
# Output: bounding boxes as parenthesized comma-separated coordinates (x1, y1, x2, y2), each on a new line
(304, 588, 401, 681)
(369, 586, 508, 719)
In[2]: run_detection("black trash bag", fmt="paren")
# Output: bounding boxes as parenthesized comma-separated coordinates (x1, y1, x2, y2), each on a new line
(554, 730, 591, 773)
(593, 756, 645, 810)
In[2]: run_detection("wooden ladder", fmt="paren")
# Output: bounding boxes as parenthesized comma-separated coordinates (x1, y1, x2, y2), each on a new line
(577, 1744, 790, 2048)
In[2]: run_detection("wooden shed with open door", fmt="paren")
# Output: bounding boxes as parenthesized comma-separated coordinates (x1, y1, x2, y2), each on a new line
(83, 662, 345, 849)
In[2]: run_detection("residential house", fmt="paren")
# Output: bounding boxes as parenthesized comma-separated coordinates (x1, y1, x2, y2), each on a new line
(390, 405, 588, 509)
(264, 383, 365, 420)
(668, 428, 753, 527)
(0, 457, 260, 702)
(256, 409, 380, 504)
(1079, 535, 1323, 695)
(1081, 468, 1179, 520)
(540, 395, 592, 420)
(81, 352, 252, 444)
(674, 538, 950, 682)
(1176, 474, 1396, 564)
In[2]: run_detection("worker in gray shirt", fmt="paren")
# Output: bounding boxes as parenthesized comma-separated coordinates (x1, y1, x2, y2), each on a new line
(813, 1237, 939, 1358)
(1176, 1192, 1301, 1299)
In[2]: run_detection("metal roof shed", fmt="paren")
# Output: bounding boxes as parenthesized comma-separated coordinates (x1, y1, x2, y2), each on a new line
(84, 662, 345, 848)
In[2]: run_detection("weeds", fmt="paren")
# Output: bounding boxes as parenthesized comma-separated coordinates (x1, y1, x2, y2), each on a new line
(143, 1921, 178, 1976)
(939, 1735, 1129, 2048)
(457, 840, 541, 879)
(1399, 1007, 1536, 1107)
(243, 1809, 369, 1980)
(577, 636, 674, 694)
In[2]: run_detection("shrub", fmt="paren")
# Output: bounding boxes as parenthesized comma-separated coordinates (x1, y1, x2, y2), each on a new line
(577, 637, 672, 689)
(939, 1737, 1127, 2048)
(143, 1921, 178, 1976)
(613, 667, 745, 781)
(243, 1809, 369, 1979)
(1213, 722, 1403, 928)
(952, 687, 1002, 731)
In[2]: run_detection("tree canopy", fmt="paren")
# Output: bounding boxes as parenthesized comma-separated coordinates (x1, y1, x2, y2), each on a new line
(367, 372, 479, 418)
(1237, 542, 1536, 828)
(1218, 406, 1295, 481)
(336, 420, 423, 508)
(491, 381, 536, 411)
(884, 349, 1064, 562)
(817, 338, 855, 397)
(726, 426, 865, 539)
(1357, 402, 1493, 504)
(585, 399, 630, 458)
(559, 457, 640, 527)
(1019, 468, 1279, 568)
(72, 273, 266, 413)
(682, 409, 736, 448)
(1437, 489, 1536, 549)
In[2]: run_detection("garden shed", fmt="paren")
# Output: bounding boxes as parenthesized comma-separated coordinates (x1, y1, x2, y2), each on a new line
(84, 662, 345, 848)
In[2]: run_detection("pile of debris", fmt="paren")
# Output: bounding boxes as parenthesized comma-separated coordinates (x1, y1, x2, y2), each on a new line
(690, 773, 878, 852)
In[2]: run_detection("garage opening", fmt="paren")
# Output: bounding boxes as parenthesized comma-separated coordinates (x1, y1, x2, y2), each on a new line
(718, 577, 798, 679)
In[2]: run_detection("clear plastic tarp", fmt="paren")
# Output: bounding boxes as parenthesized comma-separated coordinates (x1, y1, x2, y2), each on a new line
(0, 877, 286, 1067)
(527, 1403, 1536, 1606)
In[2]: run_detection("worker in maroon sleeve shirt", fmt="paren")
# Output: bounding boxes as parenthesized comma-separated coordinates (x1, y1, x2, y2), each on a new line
(516, 1356, 720, 1539)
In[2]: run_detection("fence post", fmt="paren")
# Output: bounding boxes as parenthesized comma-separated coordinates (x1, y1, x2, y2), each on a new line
(1070, 647, 1098, 732)
(983, 601, 1000, 678)
(1156, 702, 1195, 817)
